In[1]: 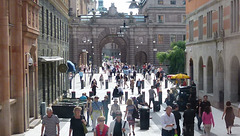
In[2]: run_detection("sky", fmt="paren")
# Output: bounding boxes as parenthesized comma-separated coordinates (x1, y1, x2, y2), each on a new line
(103, 0, 139, 15)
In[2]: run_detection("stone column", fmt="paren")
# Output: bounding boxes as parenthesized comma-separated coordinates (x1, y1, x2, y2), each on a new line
(10, 0, 24, 133)
(92, 37, 100, 67)
(72, 37, 78, 66)
(148, 27, 154, 64)
(129, 28, 135, 65)
(0, 0, 11, 135)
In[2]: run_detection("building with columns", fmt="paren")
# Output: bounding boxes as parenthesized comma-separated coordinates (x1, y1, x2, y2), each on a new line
(0, 0, 40, 135)
(185, 0, 240, 114)
(38, 0, 70, 111)
(69, 0, 186, 69)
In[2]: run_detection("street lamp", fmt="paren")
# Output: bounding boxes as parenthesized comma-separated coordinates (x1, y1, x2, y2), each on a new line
(153, 40, 156, 65)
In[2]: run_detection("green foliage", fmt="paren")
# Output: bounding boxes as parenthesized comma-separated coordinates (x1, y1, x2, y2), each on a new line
(156, 41, 186, 74)
(104, 56, 110, 60)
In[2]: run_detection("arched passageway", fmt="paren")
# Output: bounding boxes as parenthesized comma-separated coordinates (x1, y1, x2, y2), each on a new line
(135, 51, 147, 67)
(207, 57, 213, 93)
(198, 57, 204, 90)
(231, 56, 240, 102)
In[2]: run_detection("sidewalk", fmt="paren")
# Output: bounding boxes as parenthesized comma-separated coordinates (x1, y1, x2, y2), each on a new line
(14, 71, 240, 136)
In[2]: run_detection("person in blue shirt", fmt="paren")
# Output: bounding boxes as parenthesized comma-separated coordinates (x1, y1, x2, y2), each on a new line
(79, 93, 87, 102)
(91, 96, 103, 131)
(79, 70, 84, 82)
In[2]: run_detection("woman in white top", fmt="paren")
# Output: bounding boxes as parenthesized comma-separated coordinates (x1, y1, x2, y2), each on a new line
(110, 99, 121, 120)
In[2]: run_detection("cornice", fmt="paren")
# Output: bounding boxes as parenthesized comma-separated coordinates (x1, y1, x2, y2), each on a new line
(48, 0, 70, 19)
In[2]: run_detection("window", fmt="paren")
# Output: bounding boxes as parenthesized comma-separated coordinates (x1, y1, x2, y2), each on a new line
(60, 20, 61, 40)
(46, 9, 49, 35)
(219, 6, 224, 33)
(99, 1, 103, 6)
(207, 11, 212, 38)
(189, 20, 194, 42)
(170, 0, 176, 5)
(158, 15, 164, 23)
(158, 34, 164, 44)
(183, 35, 186, 41)
(57, 18, 59, 39)
(54, 15, 56, 38)
(50, 13, 52, 37)
(231, 0, 239, 33)
(182, 15, 186, 23)
(183, 0, 186, 5)
(170, 34, 176, 43)
(42, 7, 44, 34)
(158, 0, 163, 5)
(198, 15, 203, 40)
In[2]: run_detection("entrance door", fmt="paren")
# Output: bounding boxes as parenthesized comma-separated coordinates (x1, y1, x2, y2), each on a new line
(135, 51, 147, 67)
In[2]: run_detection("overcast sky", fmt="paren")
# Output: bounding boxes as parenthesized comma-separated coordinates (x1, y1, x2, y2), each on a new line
(103, 0, 139, 15)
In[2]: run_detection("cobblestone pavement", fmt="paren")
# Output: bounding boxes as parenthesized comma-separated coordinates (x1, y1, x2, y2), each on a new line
(14, 70, 240, 136)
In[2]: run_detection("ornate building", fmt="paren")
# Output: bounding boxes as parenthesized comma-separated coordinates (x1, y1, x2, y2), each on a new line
(0, 0, 40, 135)
(185, 0, 240, 114)
(69, 0, 96, 17)
(38, 0, 70, 110)
(69, 1, 186, 68)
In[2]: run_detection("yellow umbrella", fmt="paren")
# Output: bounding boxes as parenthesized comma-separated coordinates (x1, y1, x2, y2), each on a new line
(171, 73, 190, 79)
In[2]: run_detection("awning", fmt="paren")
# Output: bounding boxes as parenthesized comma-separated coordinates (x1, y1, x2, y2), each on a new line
(67, 60, 76, 72)
(38, 56, 64, 62)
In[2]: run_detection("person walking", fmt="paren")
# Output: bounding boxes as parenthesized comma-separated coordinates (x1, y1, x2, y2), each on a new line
(183, 103, 195, 136)
(109, 110, 130, 136)
(199, 95, 211, 130)
(130, 79, 135, 95)
(222, 101, 235, 134)
(91, 96, 103, 131)
(79, 70, 84, 82)
(172, 104, 181, 136)
(160, 106, 178, 136)
(69, 107, 87, 136)
(123, 75, 129, 89)
(99, 74, 104, 89)
(91, 81, 98, 96)
(86, 97, 92, 126)
(102, 95, 109, 124)
(202, 106, 215, 136)
(94, 116, 109, 136)
(41, 107, 60, 136)
(148, 86, 156, 108)
(124, 99, 137, 136)
(110, 99, 121, 120)
(196, 99, 202, 130)
(118, 85, 124, 104)
(136, 79, 142, 94)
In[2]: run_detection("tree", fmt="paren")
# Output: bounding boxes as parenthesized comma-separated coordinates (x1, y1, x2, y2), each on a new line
(156, 41, 186, 74)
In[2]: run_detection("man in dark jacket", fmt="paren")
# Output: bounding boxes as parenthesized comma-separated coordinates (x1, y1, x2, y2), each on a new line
(183, 103, 195, 136)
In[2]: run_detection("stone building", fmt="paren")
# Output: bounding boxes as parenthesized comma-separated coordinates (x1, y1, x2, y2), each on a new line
(185, 0, 240, 113)
(0, 0, 40, 135)
(69, 0, 186, 69)
(69, 0, 96, 17)
(38, 0, 69, 108)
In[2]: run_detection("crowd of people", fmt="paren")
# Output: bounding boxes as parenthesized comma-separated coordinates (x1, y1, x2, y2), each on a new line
(40, 62, 240, 136)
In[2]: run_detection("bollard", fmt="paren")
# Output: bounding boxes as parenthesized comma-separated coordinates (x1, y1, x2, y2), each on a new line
(89, 91, 94, 97)
(105, 80, 108, 89)
(81, 80, 84, 89)
(158, 92, 162, 104)
(107, 91, 111, 104)
(165, 79, 168, 88)
(142, 91, 145, 102)
(40, 102, 46, 119)
(125, 91, 128, 104)
(72, 91, 76, 98)
(142, 80, 144, 89)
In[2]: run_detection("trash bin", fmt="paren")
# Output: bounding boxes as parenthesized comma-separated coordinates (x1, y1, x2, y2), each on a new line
(72, 91, 76, 98)
(142, 91, 145, 102)
(89, 91, 94, 97)
(165, 79, 168, 88)
(140, 106, 150, 130)
(105, 80, 108, 89)
(158, 92, 162, 104)
(40, 102, 46, 119)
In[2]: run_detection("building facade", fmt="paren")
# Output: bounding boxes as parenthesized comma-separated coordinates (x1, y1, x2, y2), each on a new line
(185, 0, 240, 114)
(69, 0, 96, 17)
(69, 1, 186, 69)
(38, 0, 69, 109)
(0, 0, 40, 135)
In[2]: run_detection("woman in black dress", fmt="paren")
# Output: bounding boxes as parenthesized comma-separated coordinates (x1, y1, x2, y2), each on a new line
(222, 101, 235, 134)
(69, 107, 87, 136)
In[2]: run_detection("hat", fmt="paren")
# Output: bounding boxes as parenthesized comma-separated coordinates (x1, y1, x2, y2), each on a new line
(115, 110, 122, 116)
(94, 96, 99, 99)
(113, 98, 118, 102)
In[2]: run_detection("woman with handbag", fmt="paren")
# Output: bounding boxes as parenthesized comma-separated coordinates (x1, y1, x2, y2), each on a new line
(69, 107, 88, 136)
(94, 116, 109, 136)
(124, 99, 137, 136)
